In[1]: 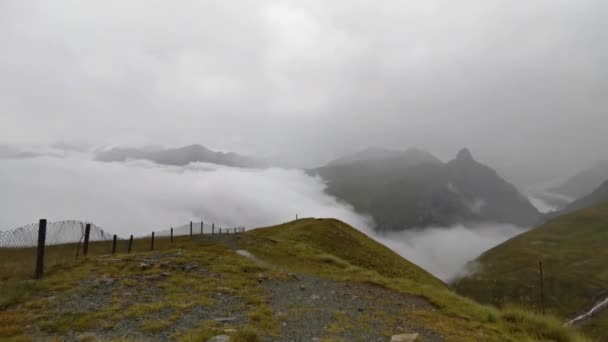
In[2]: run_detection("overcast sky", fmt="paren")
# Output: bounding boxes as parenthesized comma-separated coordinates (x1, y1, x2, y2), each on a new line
(1, 1, 607, 180)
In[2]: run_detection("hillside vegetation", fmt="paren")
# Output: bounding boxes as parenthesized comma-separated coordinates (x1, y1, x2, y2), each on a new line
(454, 202, 608, 340)
(0, 218, 588, 341)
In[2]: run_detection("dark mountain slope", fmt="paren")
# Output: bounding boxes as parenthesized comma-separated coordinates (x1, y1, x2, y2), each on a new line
(372, 149, 540, 230)
(314, 147, 540, 231)
(545, 179, 608, 221)
(549, 161, 608, 199)
(96, 144, 267, 168)
(310, 147, 441, 212)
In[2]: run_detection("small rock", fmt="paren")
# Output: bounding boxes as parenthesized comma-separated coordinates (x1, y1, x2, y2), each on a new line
(101, 278, 116, 285)
(213, 317, 237, 323)
(300, 285, 306, 291)
(288, 272, 301, 281)
(184, 263, 199, 272)
(310, 294, 320, 300)
(208, 335, 230, 342)
(311, 338, 321, 342)
(257, 273, 268, 283)
(391, 333, 419, 342)
(139, 262, 150, 269)
(161, 272, 171, 277)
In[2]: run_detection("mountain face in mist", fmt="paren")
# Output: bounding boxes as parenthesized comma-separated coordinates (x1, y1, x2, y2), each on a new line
(95, 144, 267, 168)
(310, 147, 442, 213)
(549, 160, 608, 200)
(546, 179, 608, 220)
(313, 148, 540, 231)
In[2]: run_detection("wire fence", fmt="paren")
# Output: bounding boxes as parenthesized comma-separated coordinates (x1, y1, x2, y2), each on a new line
(0, 219, 245, 280)
(0, 220, 112, 248)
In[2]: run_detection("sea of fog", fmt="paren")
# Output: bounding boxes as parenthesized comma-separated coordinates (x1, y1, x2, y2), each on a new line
(0, 151, 528, 281)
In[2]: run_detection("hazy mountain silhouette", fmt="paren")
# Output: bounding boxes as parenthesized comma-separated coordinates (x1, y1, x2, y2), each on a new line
(549, 160, 608, 199)
(313, 147, 540, 230)
(96, 144, 267, 168)
(545, 179, 608, 220)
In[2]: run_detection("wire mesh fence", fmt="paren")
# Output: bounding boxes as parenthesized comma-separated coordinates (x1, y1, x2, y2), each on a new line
(0, 219, 245, 280)
(0, 220, 112, 248)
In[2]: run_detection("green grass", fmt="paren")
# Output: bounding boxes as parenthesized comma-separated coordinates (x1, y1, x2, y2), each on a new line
(0, 218, 590, 341)
(242, 218, 588, 341)
(453, 202, 608, 340)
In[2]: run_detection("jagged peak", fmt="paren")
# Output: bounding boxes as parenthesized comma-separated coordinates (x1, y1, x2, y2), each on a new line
(455, 148, 474, 162)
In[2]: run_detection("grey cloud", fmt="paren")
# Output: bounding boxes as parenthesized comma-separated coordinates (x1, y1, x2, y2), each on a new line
(1, 0, 607, 185)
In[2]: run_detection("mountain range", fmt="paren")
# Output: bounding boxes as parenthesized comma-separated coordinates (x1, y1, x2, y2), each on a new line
(312, 147, 541, 231)
(95, 144, 267, 168)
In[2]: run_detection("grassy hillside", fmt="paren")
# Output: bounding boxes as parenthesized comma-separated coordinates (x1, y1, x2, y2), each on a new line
(453, 202, 608, 340)
(0, 218, 588, 341)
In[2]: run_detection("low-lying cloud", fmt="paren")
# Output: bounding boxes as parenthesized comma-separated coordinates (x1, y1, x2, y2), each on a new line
(0, 152, 525, 281)
(370, 224, 526, 282)
(0, 152, 371, 234)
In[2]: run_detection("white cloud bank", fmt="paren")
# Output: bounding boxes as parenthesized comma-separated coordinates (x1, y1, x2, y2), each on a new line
(0, 153, 525, 281)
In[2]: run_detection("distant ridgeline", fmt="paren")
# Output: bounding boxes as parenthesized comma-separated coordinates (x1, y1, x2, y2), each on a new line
(311, 147, 541, 231)
(95, 144, 268, 168)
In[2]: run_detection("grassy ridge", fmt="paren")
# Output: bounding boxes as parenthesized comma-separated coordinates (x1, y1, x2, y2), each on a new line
(0, 218, 590, 341)
(243, 218, 587, 341)
(453, 202, 608, 339)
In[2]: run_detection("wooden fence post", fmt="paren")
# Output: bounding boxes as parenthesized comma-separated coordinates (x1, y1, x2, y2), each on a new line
(151, 232, 155, 251)
(212, 223, 215, 235)
(171, 227, 174, 243)
(539, 261, 545, 315)
(190, 221, 193, 237)
(112, 235, 117, 255)
(201, 221, 203, 235)
(219, 228, 222, 234)
(34, 219, 47, 279)
(83, 223, 91, 256)
(128, 235, 133, 253)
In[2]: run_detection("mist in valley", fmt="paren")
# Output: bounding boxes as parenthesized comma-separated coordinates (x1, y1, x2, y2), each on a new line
(0, 149, 530, 281)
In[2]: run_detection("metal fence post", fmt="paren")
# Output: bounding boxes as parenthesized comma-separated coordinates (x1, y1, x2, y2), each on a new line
(83, 223, 91, 256)
(151, 232, 155, 250)
(34, 219, 47, 279)
(201, 221, 203, 235)
(212, 223, 215, 235)
(190, 221, 193, 237)
(171, 227, 174, 243)
(112, 235, 117, 254)
(128, 235, 133, 253)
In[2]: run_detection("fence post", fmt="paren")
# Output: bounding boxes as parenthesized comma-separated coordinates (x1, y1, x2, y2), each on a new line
(112, 235, 117, 255)
(128, 235, 133, 253)
(171, 227, 174, 243)
(233, 227, 236, 234)
(151, 232, 155, 251)
(83, 223, 91, 256)
(539, 261, 545, 315)
(190, 221, 193, 237)
(34, 219, 47, 279)
(201, 221, 203, 235)
(219, 228, 222, 234)
(212, 223, 215, 235)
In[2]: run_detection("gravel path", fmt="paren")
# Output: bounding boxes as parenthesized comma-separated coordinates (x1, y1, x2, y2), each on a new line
(262, 274, 442, 341)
